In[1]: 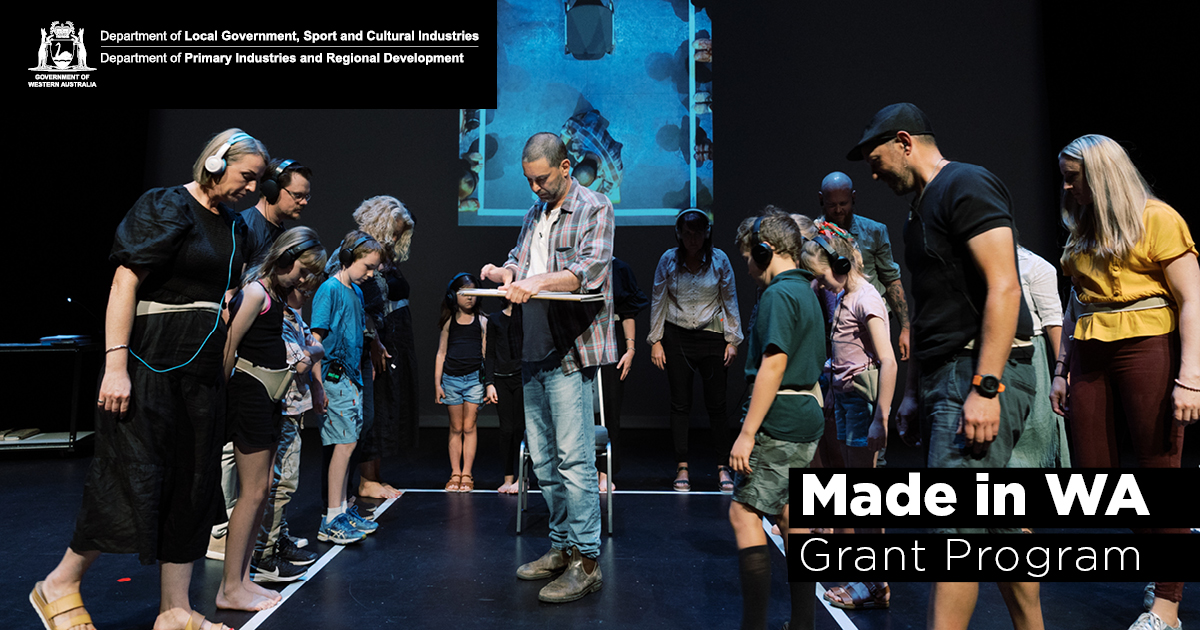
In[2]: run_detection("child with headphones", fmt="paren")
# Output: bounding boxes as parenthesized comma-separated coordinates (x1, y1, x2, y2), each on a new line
(800, 222, 897, 611)
(310, 231, 385, 545)
(435, 273, 488, 492)
(218, 227, 327, 610)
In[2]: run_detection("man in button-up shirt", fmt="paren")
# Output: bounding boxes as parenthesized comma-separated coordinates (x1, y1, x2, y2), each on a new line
(480, 132, 613, 604)
(819, 171, 911, 360)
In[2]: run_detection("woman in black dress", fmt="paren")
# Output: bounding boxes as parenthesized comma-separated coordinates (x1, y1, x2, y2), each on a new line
(31, 129, 268, 630)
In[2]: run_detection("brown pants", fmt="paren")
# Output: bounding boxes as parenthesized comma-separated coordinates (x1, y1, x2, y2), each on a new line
(1069, 333, 1186, 602)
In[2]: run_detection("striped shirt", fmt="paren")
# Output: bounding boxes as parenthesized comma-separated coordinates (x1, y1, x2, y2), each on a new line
(505, 178, 617, 374)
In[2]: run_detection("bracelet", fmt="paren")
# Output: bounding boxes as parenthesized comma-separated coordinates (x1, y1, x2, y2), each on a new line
(106, 344, 129, 354)
(1176, 379, 1200, 393)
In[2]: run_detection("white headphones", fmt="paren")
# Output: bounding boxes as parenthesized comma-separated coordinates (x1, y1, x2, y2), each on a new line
(204, 132, 254, 175)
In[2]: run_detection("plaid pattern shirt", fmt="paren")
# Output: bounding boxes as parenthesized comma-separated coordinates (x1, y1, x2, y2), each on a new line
(505, 178, 616, 374)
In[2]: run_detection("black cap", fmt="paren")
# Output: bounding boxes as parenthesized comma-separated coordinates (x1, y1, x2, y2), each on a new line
(846, 103, 935, 161)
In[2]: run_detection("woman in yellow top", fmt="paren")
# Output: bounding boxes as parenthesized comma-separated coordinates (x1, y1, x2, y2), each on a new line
(1050, 134, 1199, 630)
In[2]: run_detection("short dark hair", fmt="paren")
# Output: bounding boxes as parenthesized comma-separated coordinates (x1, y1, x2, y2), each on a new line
(522, 132, 568, 166)
(270, 159, 313, 190)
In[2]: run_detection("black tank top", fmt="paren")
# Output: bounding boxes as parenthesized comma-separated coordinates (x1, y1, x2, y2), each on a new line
(236, 281, 287, 369)
(444, 313, 483, 376)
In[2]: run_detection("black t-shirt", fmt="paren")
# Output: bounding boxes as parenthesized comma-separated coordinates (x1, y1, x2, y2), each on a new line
(903, 162, 1033, 362)
(239, 207, 284, 268)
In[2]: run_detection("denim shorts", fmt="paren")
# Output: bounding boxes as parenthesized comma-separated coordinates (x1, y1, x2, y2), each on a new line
(732, 432, 818, 516)
(833, 389, 875, 448)
(442, 371, 484, 405)
(321, 377, 362, 446)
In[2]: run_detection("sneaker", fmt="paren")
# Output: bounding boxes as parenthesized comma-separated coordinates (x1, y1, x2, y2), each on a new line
(251, 554, 308, 583)
(206, 535, 226, 561)
(276, 536, 319, 566)
(538, 547, 603, 603)
(345, 505, 378, 534)
(1129, 613, 1182, 630)
(317, 513, 366, 545)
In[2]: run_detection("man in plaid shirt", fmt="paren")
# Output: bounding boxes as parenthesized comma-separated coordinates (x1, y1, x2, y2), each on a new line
(480, 132, 615, 604)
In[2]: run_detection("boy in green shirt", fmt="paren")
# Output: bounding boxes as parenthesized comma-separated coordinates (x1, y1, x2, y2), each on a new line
(730, 209, 825, 630)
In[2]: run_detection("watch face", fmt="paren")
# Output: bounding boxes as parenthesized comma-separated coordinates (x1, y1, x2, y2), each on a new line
(976, 374, 1001, 397)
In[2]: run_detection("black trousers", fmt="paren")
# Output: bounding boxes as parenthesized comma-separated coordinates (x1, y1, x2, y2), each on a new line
(663, 322, 731, 463)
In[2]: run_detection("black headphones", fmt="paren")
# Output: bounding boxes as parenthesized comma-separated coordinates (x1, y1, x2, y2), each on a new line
(750, 216, 773, 268)
(813, 234, 853, 275)
(278, 237, 322, 269)
(445, 272, 474, 304)
(338, 234, 373, 268)
(204, 132, 254, 176)
(260, 159, 297, 205)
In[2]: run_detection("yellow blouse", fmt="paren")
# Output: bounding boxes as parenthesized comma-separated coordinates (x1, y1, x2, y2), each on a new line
(1062, 200, 1196, 342)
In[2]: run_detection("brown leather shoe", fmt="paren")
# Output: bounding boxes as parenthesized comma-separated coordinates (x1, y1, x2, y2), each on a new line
(538, 547, 602, 603)
(516, 547, 569, 581)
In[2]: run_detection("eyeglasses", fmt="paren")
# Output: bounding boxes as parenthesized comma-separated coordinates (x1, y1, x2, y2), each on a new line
(284, 188, 312, 202)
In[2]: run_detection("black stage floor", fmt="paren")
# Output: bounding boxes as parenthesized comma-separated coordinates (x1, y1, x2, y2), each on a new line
(3, 427, 1196, 629)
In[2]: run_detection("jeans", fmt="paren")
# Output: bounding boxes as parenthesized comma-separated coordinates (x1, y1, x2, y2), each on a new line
(523, 354, 601, 559)
(920, 351, 1036, 469)
(256, 415, 301, 558)
(833, 390, 874, 448)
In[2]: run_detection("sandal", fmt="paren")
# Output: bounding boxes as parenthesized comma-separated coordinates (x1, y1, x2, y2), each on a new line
(823, 581, 890, 610)
(673, 466, 690, 492)
(458, 474, 474, 492)
(185, 611, 231, 630)
(30, 581, 92, 630)
(717, 465, 735, 494)
(445, 474, 462, 492)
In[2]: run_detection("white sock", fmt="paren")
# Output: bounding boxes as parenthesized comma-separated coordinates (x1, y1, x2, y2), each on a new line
(325, 506, 344, 523)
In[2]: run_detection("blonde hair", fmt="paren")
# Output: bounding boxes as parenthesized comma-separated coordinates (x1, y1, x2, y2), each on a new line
(1058, 134, 1153, 262)
(242, 226, 327, 289)
(353, 195, 414, 263)
(192, 128, 269, 188)
(800, 226, 869, 293)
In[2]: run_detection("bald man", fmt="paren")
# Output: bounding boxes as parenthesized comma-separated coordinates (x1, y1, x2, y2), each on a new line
(819, 171, 911, 361)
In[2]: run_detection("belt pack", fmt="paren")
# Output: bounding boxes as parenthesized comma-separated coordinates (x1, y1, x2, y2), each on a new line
(235, 356, 295, 403)
(136, 300, 222, 316)
(1068, 288, 1170, 319)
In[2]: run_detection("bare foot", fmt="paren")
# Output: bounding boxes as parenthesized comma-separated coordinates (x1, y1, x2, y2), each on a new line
(497, 477, 519, 494)
(358, 479, 402, 499)
(246, 579, 282, 602)
(32, 580, 95, 630)
(154, 608, 231, 630)
(598, 473, 615, 493)
(216, 582, 279, 612)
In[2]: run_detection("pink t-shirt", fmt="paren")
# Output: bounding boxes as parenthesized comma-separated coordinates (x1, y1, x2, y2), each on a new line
(830, 282, 889, 391)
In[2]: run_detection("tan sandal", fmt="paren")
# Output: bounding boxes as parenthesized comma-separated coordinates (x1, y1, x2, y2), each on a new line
(458, 474, 474, 492)
(445, 474, 462, 492)
(823, 581, 890, 609)
(30, 581, 92, 630)
(185, 611, 231, 630)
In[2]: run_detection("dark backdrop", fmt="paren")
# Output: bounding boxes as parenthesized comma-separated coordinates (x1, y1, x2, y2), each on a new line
(13, 2, 1190, 432)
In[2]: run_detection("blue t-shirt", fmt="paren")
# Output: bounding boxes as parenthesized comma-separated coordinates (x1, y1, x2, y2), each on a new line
(311, 277, 365, 387)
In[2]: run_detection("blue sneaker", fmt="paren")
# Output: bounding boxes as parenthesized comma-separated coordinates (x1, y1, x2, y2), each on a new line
(317, 513, 366, 545)
(345, 505, 378, 535)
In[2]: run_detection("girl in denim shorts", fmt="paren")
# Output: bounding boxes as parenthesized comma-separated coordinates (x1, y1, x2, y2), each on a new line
(435, 273, 487, 492)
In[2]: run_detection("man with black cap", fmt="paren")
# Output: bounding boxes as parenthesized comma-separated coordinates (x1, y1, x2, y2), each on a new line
(848, 103, 1043, 630)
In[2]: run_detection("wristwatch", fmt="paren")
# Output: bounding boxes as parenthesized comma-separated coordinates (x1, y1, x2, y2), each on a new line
(972, 374, 1005, 398)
